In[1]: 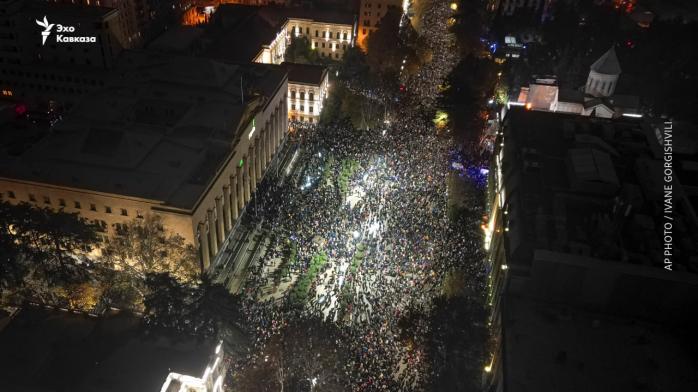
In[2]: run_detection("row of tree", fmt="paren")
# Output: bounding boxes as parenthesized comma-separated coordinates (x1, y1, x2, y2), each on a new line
(0, 201, 196, 310)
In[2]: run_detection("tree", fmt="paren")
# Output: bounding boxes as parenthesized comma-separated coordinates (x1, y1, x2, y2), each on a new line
(366, 6, 403, 73)
(143, 272, 191, 333)
(285, 35, 320, 64)
(102, 214, 199, 284)
(0, 201, 28, 290)
(0, 201, 99, 284)
(143, 273, 248, 346)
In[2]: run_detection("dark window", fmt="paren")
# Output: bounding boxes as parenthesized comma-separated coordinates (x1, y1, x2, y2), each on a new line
(90, 203, 97, 211)
(309, 93, 314, 101)
(105, 206, 112, 213)
(7, 190, 15, 199)
(58, 198, 66, 207)
(28, 194, 36, 202)
(75, 201, 81, 209)
(121, 208, 128, 216)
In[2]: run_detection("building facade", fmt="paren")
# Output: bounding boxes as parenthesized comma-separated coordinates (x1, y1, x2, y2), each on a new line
(357, 0, 402, 50)
(286, 15, 355, 61)
(482, 107, 698, 391)
(48, 0, 148, 47)
(0, 51, 289, 271)
(0, 0, 124, 110)
(283, 62, 329, 123)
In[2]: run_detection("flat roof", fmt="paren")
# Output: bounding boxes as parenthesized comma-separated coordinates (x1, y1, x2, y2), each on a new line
(0, 50, 286, 210)
(0, 306, 214, 392)
(501, 108, 697, 271)
(281, 62, 328, 85)
(503, 296, 698, 391)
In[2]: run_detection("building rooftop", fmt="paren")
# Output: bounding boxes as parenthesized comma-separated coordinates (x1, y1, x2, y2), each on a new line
(281, 62, 328, 85)
(204, 5, 283, 63)
(147, 27, 204, 53)
(503, 296, 698, 392)
(500, 108, 698, 272)
(0, 306, 214, 392)
(590, 47, 622, 75)
(0, 50, 287, 210)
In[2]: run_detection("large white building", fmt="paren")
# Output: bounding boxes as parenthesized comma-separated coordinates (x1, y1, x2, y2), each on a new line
(0, 50, 289, 270)
(282, 62, 329, 123)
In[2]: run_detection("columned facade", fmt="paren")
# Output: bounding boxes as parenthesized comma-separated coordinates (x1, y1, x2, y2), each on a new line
(194, 89, 288, 271)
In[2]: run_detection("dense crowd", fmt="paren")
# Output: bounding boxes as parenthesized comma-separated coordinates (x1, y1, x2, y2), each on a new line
(226, 2, 484, 390)
(227, 100, 486, 390)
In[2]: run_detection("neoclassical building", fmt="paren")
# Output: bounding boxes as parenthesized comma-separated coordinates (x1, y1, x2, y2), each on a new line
(0, 50, 288, 270)
(283, 62, 329, 123)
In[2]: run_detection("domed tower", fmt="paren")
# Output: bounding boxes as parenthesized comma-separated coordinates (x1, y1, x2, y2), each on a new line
(584, 47, 621, 97)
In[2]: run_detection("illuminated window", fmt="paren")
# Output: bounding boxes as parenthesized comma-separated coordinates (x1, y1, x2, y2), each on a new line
(136, 210, 144, 219)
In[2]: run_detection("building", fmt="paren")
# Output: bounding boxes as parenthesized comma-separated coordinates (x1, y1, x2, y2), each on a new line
(357, 0, 402, 50)
(0, 305, 222, 392)
(514, 47, 641, 118)
(195, 4, 355, 64)
(159, 341, 227, 392)
(0, 0, 124, 110)
(282, 62, 328, 123)
(483, 107, 698, 391)
(0, 50, 289, 270)
(48, 0, 148, 47)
